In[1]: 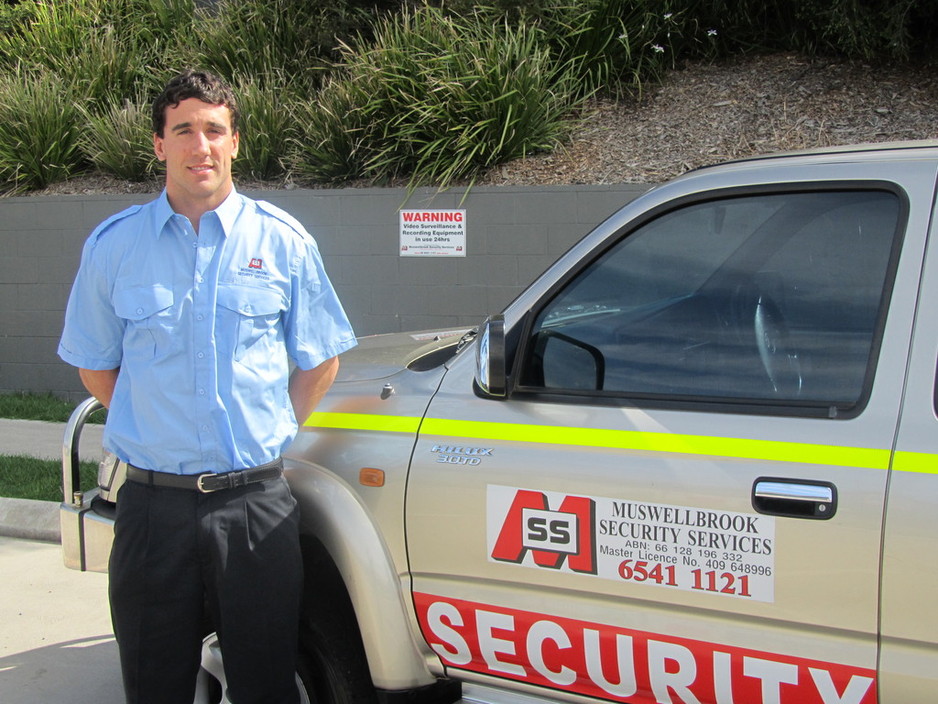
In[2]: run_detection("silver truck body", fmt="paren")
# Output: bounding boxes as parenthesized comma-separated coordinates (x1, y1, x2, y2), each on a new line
(62, 141, 938, 703)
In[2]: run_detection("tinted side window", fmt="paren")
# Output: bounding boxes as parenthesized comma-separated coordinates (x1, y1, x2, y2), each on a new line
(520, 190, 900, 412)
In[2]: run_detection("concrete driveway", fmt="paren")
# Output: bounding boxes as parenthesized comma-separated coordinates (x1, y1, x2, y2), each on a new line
(0, 418, 120, 701)
(0, 536, 122, 703)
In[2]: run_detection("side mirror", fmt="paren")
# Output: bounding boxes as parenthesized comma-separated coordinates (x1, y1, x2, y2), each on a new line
(475, 314, 506, 397)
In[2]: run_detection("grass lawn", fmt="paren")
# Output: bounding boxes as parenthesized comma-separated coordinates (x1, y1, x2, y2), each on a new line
(0, 391, 104, 423)
(0, 454, 98, 502)
(0, 391, 77, 422)
(0, 392, 103, 500)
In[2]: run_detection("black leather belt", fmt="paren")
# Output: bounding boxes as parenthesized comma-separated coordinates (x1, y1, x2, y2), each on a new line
(126, 457, 283, 493)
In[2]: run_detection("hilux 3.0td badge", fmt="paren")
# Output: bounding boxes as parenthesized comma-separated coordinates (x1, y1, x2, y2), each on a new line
(431, 445, 493, 466)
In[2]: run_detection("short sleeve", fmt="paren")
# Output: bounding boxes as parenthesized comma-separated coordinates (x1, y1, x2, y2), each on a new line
(284, 237, 357, 370)
(58, 234, 125, 370)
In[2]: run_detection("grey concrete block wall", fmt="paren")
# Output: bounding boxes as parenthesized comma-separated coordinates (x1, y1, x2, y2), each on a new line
(0, 183, 648, 400)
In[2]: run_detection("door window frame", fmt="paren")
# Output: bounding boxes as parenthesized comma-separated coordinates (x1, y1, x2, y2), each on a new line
(508, 181, 909, 419)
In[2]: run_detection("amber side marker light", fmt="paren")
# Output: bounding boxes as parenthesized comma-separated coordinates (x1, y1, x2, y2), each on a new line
(359, 468, 386, 487)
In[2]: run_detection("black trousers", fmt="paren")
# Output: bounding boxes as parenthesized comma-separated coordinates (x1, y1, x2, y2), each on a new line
(109, 475, 303, 704)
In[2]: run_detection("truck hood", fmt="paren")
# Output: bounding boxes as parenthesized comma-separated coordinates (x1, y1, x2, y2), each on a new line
(335, 328, 475, 382)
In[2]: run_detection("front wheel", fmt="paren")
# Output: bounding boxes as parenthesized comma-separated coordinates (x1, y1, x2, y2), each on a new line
(298, 542, 377, 704)
(298, 608, 375, 704)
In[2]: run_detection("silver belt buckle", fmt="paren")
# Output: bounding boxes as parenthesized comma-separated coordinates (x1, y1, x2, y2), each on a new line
(197, 472, 220, 493)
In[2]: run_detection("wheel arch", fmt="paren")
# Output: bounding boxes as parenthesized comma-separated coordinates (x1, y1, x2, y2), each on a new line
(287, 461, 438, 692)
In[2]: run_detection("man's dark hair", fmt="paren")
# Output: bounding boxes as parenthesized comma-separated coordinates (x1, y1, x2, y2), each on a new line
(151, 69, 240, 137)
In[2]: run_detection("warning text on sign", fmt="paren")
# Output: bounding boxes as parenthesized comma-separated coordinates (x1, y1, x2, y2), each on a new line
(400, 209, 466, 257)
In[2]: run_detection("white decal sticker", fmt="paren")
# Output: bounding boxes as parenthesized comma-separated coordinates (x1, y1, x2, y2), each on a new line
(488, 485, 776, 602)
(414, 593, 876, 704)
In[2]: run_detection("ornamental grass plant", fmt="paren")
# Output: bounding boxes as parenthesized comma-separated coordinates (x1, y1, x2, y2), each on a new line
(291, 75, 376, 184)
(296, 6, 585, 189)
(681, 0, 929, 61)
(231, 74, 303, 182)
(0, 0, 186, 109)
(79, 97, 160, 182)
(550, 0, 704, 97)
(0, 70, 84, 194)
(186, 0, 381, 84)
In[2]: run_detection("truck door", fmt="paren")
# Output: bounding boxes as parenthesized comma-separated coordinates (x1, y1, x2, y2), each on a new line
(406, 160, 935, 704)
(879, 183, 938, 699)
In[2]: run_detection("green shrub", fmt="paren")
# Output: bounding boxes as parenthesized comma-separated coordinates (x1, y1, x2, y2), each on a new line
(1, 0, 936, 194)
(114, 0, 196, 52)
(232, 75, 301, 181)
(0, 1, 35, 35)
(72, 29, 154, 111)
(79, 96, 160, 182)
(187, 0, 386, 84)
(297, 6, 584, 188)
(0, 0, 97, 71)
(292, 74, 377, 184)
(801, 0, 920, 61)
(0, 0, 167, 107)
(681, 0, 930, 60)
(549, 0, 693, 96)
(434, 1, 711, 99)
(0, 71, 85, 194)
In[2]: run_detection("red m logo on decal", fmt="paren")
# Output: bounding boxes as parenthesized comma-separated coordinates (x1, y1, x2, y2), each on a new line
(491, 489, 596, 574)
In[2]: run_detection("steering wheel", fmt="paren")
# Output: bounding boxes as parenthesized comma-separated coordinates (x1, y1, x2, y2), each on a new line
(753, 293, 803, 397)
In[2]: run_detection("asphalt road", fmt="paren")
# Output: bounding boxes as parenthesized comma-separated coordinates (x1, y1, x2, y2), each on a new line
(0, 536, 123, 703)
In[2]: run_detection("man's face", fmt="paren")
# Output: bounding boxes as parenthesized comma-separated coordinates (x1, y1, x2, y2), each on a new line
(153, 97, 239, 220)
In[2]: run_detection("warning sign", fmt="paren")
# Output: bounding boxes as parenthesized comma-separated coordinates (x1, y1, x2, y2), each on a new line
(400, 209, 466, 257)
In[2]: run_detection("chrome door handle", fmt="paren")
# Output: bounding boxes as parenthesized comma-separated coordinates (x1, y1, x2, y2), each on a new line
(752, 478, 837, 519)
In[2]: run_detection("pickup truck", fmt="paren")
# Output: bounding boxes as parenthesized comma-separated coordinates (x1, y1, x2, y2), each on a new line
(62, 141, 938, 704)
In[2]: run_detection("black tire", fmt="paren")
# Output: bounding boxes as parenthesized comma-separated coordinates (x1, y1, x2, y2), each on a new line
(298, 539, 377, 704)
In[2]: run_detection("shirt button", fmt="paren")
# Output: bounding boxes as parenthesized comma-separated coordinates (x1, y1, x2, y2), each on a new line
(197, 352, 205, 359)
(136, 308, 144, 315)
(198, 388, 206, 396)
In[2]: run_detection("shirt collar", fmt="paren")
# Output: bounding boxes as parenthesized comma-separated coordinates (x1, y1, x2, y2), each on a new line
(154, 188, 243, 239)
(153, 190, 176, 237)
(213, 188, 244, 236)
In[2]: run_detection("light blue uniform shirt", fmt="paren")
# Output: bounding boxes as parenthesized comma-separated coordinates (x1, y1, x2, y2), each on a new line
(58, 189, 357, 475)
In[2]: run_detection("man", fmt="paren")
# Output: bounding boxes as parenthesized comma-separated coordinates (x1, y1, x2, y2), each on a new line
(58, 70, 357, 704)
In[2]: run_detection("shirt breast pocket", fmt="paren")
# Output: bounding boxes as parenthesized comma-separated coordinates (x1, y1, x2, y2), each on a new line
(113, 285, 175, 361)
(216, 285, 285, 362)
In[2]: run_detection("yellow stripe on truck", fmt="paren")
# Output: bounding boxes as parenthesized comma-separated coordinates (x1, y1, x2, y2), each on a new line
(306, 412, 421, 434)
(893, 451, 938, 474)
(306, 412, 892, 470)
